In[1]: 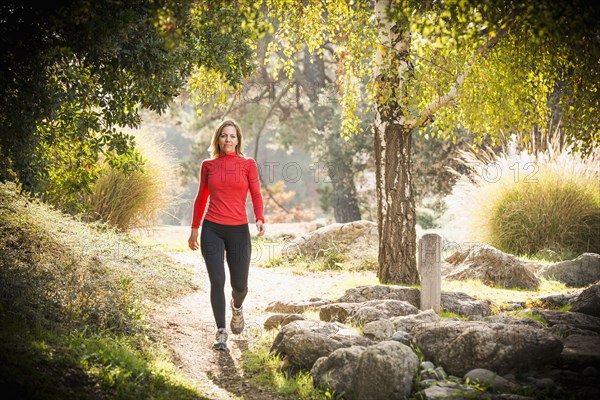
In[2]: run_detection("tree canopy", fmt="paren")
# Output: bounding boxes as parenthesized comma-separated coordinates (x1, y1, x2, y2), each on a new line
(0, 0, 256, 212)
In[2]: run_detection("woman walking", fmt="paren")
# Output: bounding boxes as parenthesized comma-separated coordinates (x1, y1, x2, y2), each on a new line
(188, 119, 265, 351)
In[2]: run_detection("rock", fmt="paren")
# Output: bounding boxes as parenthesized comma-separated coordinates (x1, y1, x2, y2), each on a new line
(319, 302, 357, 323)
(312, 341, 419, 400)
(353, 341, 419, 400)
(561, 335, 600, 367)
(411, 320, 563, 376)
(264, 298, 332, 313)
(263, 313, 306, 330)
(464, 368, 519, 391)
(582, 366, 598, 377)
(445, 244, 541, 290)
(348, 299, 419, 325)
(336, 285, 491, 317)
(390, 330, 411, 345)
(418, 381, 481, 399)
(441, 292, 492, 318)
(483, 315, 544, 329)
(536, 292, 579, 309)
(570, 282, 600, 317)
(533, 310, 600, 333)
(269, 320, 372, 370)
(537, 253, 600, 287)
(390, 309, 441, 333)
(532, 377, 555, 389)
(336, 284, 420, 307)
(545, 324, 600, 338)
(311, 345, 365, 395)
(282, 220, 378, 269)
(421, 361, 435, 370)
(363, 319, 394, 341)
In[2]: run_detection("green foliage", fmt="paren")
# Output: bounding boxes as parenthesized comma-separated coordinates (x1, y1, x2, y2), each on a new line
(0, 0, 255, 213)
(448, 140, 600, 257)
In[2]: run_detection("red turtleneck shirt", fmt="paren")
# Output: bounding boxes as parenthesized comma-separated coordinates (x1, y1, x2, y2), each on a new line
(191, 152, 265, 228)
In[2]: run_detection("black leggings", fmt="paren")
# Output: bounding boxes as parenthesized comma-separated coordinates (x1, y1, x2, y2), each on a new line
(200, 219, 251, 329)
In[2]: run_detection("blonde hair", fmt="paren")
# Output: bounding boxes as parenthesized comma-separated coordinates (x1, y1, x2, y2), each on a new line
(210, 119, 245, 158)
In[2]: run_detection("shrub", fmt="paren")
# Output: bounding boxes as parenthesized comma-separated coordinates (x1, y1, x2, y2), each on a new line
(84, 129, 179, 231)
(446, 138, 599, 258)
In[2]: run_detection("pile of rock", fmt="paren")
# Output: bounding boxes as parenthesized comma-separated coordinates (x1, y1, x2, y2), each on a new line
(263, 282, 600, 399)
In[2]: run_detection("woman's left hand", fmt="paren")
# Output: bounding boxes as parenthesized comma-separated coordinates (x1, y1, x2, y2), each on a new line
(256, 220, 265, 237)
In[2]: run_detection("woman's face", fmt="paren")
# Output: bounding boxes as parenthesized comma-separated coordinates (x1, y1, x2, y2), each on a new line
(218, 125, 238, 154)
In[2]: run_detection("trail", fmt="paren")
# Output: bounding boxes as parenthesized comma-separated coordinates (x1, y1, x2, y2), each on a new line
(152, 249, 374, 399)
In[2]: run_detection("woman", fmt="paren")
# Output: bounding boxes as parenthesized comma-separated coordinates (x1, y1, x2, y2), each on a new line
(188, 119, 265, 351)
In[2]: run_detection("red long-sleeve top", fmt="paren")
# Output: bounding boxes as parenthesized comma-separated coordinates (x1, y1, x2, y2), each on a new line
(191, 152, 265, 228)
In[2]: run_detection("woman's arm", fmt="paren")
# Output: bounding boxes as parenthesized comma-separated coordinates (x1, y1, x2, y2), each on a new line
(247, 158, 265, 236)
(189, 161, 210, 250)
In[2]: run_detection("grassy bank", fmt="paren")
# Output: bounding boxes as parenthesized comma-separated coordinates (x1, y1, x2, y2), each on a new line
(0, 182, 205, 399)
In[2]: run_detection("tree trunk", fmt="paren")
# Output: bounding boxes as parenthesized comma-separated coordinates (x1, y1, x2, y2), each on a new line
(374, 123, 419, 283)
(374, 0, 419, 284)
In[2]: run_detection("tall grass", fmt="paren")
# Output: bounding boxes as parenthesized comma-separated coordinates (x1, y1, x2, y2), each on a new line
(84, 128, 180, 231)
(445, 135, 599, 258)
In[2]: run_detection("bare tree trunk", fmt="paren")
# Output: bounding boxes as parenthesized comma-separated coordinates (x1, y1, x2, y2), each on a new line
(374, 0, 419, 284)
(374, 122, 419, 283)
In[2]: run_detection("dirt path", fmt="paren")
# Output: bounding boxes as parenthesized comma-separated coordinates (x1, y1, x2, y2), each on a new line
(152, 250, 375, 399)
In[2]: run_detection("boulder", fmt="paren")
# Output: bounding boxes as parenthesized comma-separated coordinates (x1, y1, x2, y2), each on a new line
(320, 299, 419, 325)
(353, 341, 419, 400)
(312, 341, 419, 400)
(363, 319, 394, 341)
(533, 310, 600, 333)
(311, 345, 365, 396)
(336, 284, 420, 307)
(418, 382, 481, 399)
(441, 292, 492, 318)
(411, 320, 563, 376)
(335, 284, 491, 317)
(536, 253, 600, 287)
(464, 368, 519, 392)
(263, 313, 305, 330)
(264, 298, 332, 313)
(348, 299, 419, 325)
(269, 320, 372, 370)
(483, 315, 545, 329)
(445, 244, 541, 290)
(281, 220, 378, 269)
(561, 335, 600, 367)
(390, 309, 441, 334)
(536, 292, 579, 309)
(570, 282, 600, 317)
(319, 302, 358, 323)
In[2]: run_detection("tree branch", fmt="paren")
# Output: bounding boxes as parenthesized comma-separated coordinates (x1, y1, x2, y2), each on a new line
(412, 14, 519, 129)
(253, 83, 293, 213)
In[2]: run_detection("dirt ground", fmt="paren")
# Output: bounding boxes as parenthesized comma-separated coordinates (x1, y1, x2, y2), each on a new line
(150, 225, 375, 400)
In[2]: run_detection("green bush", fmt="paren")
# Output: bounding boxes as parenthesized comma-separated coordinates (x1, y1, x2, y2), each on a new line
(448, 141, 599, 258)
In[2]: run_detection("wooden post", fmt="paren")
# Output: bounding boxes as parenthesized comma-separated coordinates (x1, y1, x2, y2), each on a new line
(418, 233, 441, 313)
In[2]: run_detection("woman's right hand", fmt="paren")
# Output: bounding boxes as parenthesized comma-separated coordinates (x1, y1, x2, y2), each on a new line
(188, 228, 199, 251)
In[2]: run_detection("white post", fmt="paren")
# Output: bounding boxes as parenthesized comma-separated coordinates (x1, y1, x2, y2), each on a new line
(418, 233, 441, 313)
